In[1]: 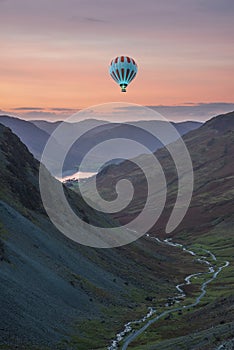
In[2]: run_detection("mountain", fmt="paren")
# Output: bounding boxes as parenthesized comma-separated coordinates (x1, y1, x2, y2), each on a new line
(32, 118, 110, 134)
(32, 118, 202, 138)
(81, 112, 234, 232)
(0, 115, 51, 160)
(0, 123, 202, 349)
(79, 111, 234, 348)
(204, 111, 234, 131)
(0, 115, 202, 175)
(33, 118, 202, 173)
(31, 119, 62, 133)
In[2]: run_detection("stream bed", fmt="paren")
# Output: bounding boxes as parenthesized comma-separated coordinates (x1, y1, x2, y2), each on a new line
(107, 235, 229, 350)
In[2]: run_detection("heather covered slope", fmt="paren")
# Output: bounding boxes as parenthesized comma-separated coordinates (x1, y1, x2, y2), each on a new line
(0, 124, 202, 349)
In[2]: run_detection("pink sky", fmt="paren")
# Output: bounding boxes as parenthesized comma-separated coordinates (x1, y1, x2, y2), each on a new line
(0, 0, 234, 120)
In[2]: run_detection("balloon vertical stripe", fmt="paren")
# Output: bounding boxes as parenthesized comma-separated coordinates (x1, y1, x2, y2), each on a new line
(128, 70, 135, 81)
(121, 68, 125, 80)
(116, 69, 121, 80)
(126, 68, 130, 80)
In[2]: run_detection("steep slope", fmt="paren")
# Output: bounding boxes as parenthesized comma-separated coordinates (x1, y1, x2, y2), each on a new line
(0, 124, 202, 349)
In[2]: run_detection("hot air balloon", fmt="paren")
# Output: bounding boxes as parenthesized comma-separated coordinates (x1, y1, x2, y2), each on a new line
(109, 56, 138, 92)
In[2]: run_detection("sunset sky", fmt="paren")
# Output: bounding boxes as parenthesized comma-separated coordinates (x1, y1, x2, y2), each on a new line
(0, 0, 234, 121)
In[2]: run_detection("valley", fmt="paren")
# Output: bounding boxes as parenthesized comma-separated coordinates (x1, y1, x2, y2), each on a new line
(0, 111, 233, 349)
(109, 235, 230, 350)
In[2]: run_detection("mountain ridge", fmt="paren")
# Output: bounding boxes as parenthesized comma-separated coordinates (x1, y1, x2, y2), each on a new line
(0, 114, 202, 173)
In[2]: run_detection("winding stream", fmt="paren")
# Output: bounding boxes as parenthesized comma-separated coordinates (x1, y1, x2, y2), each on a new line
(107, 235, 229, 350)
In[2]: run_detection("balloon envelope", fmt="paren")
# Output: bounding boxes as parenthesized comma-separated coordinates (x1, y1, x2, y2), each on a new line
(109, 56, 138, 92)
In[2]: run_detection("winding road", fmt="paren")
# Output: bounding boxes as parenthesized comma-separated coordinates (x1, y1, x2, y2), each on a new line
(107, 235, 229, 350)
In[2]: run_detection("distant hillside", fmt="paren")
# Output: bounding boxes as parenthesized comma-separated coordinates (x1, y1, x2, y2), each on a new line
(33, 118, 202, 142)
(32, 118, 109, 134)
(3, 115, 202, 173)
(34, 118, 202, 173)
(0, 123, 201, 349)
